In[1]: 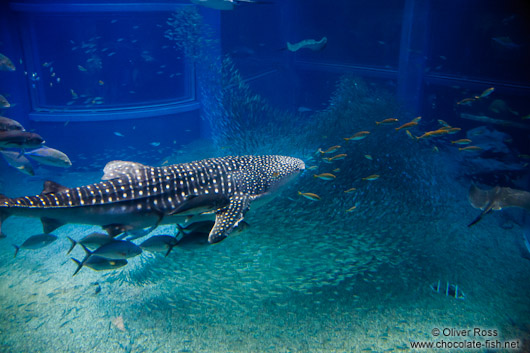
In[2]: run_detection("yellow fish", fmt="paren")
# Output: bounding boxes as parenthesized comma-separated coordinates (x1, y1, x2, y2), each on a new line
(456, 97, 476, 106)
(344, 131, 370, 141)
(333, 168, 340, 172)
(98, 80, 105, 86)
(298, 191, 321, 201)
(313, 173, 336, 180)
(346, 206, 357, 212)
(362, 174, 380, 181)
(320, 145, 341, 154)
(344, 188, 356, 193)
(417, 129, 449, 139)
(307, 165, 318, 170)
(364, 154, 372, 160)
(395, 121, 418, 131)
(411, 116, 422, 123)
(376, 118, 399, 125)
(458, 146, 482, 152)
(405, 130, 416, 140)
(451, 139, 472, 145)
(438, 119, 451, 127)
(477, 87, 494, 99)
(327, 153, 347, 161)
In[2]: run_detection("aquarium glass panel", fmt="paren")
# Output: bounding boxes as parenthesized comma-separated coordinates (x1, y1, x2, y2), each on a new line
(21, 10, 192, 112)
(292, 0, 405, 69)
(428, 1, 530, 84)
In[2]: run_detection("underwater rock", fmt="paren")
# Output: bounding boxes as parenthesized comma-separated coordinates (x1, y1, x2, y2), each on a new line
(111, 315, 126, 331)
(459, 126, 524, 174)
(465, 126, 512, 154)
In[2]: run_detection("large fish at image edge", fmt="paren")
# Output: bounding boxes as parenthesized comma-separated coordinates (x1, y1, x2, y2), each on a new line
(0, 155, 305, 243)
(467, 184, 530, 226)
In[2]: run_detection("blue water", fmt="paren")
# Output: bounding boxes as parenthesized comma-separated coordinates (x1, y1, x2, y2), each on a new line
(1, 1, 530, 352)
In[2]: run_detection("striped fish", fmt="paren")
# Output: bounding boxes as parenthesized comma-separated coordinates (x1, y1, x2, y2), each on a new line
(0, 155, 305, 244)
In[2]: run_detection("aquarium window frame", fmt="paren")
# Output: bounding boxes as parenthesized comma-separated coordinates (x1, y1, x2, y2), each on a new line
(10, 2, 202, 122)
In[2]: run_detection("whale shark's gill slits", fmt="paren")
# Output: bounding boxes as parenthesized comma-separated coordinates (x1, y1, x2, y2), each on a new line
(217, 160, 229, 195)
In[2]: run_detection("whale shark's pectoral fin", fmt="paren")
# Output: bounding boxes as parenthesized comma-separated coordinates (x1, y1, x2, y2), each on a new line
(208, 193, 251, 244)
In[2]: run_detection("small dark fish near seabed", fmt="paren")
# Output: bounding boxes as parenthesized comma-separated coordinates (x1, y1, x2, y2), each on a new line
(13, 233, 58, 257)
(67, 232, 113, 254)
(139, 235, 179, 256)
(71, 256, 128, 272)
(73, 239, 142, 276)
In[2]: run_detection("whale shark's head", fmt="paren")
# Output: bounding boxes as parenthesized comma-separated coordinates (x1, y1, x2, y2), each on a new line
(235, 155, 305, 196)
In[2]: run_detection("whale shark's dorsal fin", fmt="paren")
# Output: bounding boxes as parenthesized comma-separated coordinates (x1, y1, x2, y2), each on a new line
(41, 180, 69, 195)
(208, 192, 251, 244)
(102, 160, 150, 181)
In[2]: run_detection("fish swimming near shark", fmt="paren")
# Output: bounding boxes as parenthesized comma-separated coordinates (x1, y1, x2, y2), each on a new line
(0, 130, 44, 149)
(0, 116, 25, 131)
(0, 150, 35, 176)
(467, 184, 530, 227)
(0, 155, 305, 244)
(24, 146, 72, 168)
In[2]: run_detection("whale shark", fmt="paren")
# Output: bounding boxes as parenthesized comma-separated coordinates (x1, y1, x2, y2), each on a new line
(0, 155, 305, 243)
(467, 184, 530, 227)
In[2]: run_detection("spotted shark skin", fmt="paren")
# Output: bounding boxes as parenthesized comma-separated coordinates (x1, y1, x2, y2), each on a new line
(0, 155, 305, 243)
